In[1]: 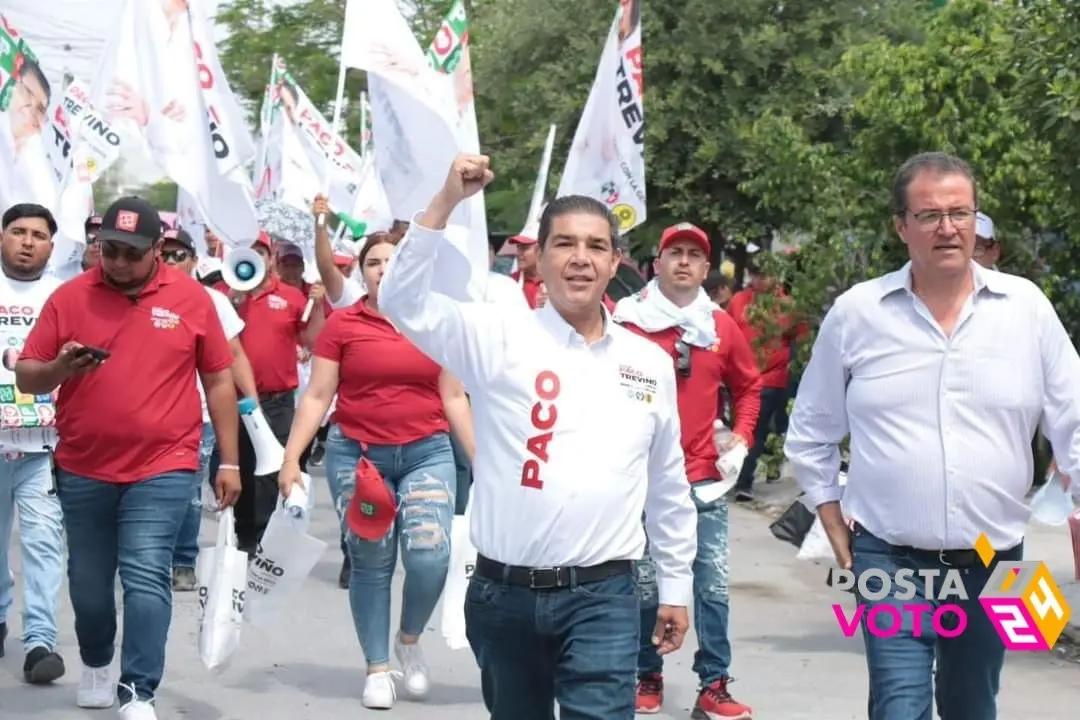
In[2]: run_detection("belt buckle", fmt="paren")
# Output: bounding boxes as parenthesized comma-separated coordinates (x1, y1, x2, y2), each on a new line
(528, 567, 562, 590)
(938, 550, 953, 567)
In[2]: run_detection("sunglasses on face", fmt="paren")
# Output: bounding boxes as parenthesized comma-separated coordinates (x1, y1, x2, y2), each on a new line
(161, 249, 192, 264)
(674, 338, 692, 378)
(100, 242, 152, 263)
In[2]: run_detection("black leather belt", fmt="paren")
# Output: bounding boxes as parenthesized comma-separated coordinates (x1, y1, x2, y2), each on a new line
(855, 524, 1022, 568)
(474, 555, 632, 590)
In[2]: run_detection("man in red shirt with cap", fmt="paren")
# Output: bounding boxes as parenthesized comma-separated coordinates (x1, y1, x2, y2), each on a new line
(228, 231, 316, 553)
(507, 230, 546, 308)
(614, 222, 760, 719)
(727, 259, 804, 502)
(15, 197, 241, 719)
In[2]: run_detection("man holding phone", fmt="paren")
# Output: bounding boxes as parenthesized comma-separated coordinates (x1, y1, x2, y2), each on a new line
(15, 197, 242, 719)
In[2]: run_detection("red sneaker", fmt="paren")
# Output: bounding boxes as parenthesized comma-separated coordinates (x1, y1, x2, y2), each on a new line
(634, 673, 663, 714)
(695, 678, 752, 719)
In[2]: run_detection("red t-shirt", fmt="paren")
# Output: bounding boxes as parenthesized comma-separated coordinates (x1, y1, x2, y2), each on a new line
(727, 288, 802, 389)
(20, 264, 233, 483)
(235, 276, 308, 394)
(313, 300, 448, 445)
(621, 311, 762, 483)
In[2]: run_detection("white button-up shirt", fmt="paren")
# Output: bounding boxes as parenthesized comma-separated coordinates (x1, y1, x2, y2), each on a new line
(785, 262, 1080, 551)
(379, 220, 698, 606)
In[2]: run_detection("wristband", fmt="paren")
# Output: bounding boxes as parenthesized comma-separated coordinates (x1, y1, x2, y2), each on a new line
(237, 397, 259, 415)
(218, 464, 240, 472)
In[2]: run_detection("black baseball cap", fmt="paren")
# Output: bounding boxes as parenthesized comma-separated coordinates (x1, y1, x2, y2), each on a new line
(162, 227, 196, 253)
(97, 197, 162, 249)
(84, 214, 102, 232)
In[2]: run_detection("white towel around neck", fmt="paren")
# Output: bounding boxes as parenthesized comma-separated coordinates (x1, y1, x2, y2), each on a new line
(612, 278, 718, 348)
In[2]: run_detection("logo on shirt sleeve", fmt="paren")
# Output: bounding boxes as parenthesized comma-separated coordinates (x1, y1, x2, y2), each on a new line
(151, 306, 181, 330)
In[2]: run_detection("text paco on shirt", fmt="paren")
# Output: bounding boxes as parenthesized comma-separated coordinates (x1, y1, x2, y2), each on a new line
(377, 218, 699, 608)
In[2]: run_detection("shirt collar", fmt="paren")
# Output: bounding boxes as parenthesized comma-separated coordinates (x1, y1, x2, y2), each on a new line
(90, 261, 175, 295)
(877, 261, 1010, 301)
(536, 302, 615, 348)
(249, 274, 281, 300)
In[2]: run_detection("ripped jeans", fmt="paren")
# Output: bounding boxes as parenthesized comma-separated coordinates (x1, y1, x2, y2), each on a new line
(636, 482, 732, 685)
(323, 425, 457, 666)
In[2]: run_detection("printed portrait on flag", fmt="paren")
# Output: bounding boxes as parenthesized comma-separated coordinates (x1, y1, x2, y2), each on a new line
(6, 57, 49, 158)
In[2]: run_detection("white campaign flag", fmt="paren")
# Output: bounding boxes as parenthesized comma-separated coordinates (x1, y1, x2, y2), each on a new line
(341, 0, 484, 301)
(557, 1, 646, 234)
(92, 0, 258, 248)
(428, 0, 488, 287)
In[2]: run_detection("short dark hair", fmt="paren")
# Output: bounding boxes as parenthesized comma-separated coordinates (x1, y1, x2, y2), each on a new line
(2, 203, 57, 236)
(19, 57, 51, 104)
(703, 271, 730, 294)
(536, 195, 620, 250)
(891, 152, 977, 217)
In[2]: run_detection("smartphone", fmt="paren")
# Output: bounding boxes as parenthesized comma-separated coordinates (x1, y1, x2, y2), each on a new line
(74, 346, 111, 362)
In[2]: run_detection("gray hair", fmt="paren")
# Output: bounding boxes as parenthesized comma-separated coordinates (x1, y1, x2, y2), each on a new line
(891, 152, 978, 217)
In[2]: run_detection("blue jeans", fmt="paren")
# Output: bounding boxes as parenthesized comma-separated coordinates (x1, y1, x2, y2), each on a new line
(56, 469, 195, 703)
(0, 453, 64, 652)
(736, 387, 790, 491)
(173, 424, 216, 569)
(466, 570, 639, 719)
(852, 525, 1021, 720)
(323, 426, 456, 666)
(637, 483, 731, 683)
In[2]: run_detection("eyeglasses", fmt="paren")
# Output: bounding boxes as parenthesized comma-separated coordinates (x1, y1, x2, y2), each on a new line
(910, 209, 976, 229)
(674, 338, 692, 378)
(161, 249, 192, 264)
(100, 242, 152, 263)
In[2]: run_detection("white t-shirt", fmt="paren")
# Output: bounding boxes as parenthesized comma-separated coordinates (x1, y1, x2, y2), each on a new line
(0, 272, 62, 453)
(197, 286, 245, 422)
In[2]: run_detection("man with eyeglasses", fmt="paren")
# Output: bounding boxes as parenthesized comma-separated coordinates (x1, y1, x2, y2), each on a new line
(81, 215, 103, 272)
(14, 196, 242, 718)
(613, 223, 761, 719)
(160, 227, 259, 591)
(973, 211, 1000, 270)
(785, 151, 1080, 719)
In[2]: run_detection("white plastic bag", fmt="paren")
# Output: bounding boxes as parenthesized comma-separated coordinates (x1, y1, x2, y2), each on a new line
(1030, 471, 1078, 526)
(796, 471, 848, 562)
(196, 507, 248, 670)
(440, 497, 476, 650)
(244, 476, 327, 627)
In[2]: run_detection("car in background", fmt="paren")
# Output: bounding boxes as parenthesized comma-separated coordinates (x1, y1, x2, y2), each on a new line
(491, 252, 646, 302)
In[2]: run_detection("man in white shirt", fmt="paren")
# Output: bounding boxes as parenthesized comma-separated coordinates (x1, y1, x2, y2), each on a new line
(379, 155, 697, 720)
(159, 228, 258, 591)
(0, 203, 65, 684)
(785, 152, 1080, 720)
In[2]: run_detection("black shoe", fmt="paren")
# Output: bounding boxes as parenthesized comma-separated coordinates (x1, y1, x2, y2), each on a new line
(24, 646, 66, 684)
(339, 556, 350, 589)
(0, 621, 7, 658)
(733, 489, 754, 503)
(310, 443, 325, 467)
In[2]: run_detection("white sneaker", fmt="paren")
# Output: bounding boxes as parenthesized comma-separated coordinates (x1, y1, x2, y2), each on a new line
(362, 671, 399, 709)
(118, 699, 157, 720)
(394, 635, 430, 699)
(77, 665, 114, 709)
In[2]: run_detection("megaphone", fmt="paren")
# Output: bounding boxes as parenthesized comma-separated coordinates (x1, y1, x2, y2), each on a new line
(241, 405, 285, 476)
(222, 247, 266, 292)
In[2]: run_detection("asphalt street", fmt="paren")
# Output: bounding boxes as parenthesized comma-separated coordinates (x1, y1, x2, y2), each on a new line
(2, 468, 1078, 719)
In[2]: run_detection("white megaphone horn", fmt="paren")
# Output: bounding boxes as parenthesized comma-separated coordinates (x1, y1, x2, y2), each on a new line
(222, 247, 266, 292)
(241, 405, 286, 476)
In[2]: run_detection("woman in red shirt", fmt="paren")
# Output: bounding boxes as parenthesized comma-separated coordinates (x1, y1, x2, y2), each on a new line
(279, 234, 474, 711)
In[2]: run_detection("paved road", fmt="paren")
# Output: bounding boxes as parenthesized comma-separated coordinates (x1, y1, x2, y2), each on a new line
(2, 470, 1078, 719)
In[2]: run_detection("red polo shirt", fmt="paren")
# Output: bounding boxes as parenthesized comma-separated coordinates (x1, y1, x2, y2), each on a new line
(621, 311, 762, 483)
(727, 288, 804, 389)
(20, 264, 232, 483)
(313, 299, 448, 446)
(235, 276, 308, 394)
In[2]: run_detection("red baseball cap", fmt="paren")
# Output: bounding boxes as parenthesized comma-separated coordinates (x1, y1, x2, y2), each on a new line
(346, 457, 396, 540)
(659, 223, 710, 255)
(508, 233, 536, 245)
(332, 251, 354, 268)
